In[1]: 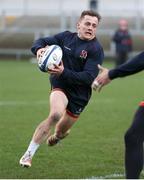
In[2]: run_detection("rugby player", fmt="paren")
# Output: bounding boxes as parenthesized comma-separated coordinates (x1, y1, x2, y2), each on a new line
(19, 10, 104, 168)
(92, 51, 144, 179)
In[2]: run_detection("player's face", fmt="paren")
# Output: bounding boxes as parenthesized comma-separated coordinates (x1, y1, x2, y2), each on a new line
(77, 15, 99, 41)
(119, 19, 128, 31)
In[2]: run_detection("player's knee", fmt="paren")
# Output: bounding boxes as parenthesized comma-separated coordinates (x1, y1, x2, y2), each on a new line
(48, 112, 62, 123)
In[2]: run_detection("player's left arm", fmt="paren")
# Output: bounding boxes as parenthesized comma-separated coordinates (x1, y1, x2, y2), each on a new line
(92, 51, 144, 92)
(59, 49, 104, 86)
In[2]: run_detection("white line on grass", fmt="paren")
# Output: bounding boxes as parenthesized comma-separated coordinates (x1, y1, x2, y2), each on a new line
(88, 173, 124, 179)
(88, 170, 144, 179)
(0, 98, 115, 107)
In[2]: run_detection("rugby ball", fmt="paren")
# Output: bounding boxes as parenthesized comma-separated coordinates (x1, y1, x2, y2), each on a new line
(38, 45, 63, 72)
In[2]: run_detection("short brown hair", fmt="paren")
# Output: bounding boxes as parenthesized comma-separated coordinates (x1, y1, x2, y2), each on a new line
(79, 10, 101, 22)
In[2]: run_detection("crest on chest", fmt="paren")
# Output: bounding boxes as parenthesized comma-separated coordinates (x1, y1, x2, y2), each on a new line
(79, 50, 88, 59)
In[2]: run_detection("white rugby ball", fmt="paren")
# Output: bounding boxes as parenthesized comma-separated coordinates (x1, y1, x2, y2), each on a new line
(38, 45, 62, 72)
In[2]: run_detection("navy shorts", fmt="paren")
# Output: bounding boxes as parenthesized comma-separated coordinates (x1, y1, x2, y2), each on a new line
(52, 88, 87, 118)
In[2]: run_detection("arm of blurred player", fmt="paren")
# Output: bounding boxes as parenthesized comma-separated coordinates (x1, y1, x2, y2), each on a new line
(92, 51, 144, 92)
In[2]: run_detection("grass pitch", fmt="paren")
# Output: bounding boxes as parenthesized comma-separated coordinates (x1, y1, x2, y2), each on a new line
(0, 59, 144, 179)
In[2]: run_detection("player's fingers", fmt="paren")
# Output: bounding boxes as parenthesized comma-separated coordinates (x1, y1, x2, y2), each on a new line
(37, 54, 42, 60)
(92, 80, 99, 91)
(92, 85, 98, 91)
(48, 68, 57, 73)
(37, 49, 45, 60)
(92, 80, 99, 88)
(47, 69, 52, 73)
(48, 70, 58, 74)
(60, 60, 63, 66)
(53, 64, 59, 69)
(37, 53, 41, 60)
(98, 64, 105, 71)
(54, 60, 63, 69)
(98, 84, 104, 92)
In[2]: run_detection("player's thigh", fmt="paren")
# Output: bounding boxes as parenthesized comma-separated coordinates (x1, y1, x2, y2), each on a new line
(128, 106, 144, 137)
(49, 90, 68, 114)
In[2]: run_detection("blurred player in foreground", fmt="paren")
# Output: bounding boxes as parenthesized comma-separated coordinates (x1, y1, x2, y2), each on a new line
(19, 10, 104, 168)
(92, 52, 144, 179)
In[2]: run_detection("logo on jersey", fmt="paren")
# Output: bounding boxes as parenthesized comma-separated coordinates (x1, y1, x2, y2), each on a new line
(75, 108, 83, 114)
(80, 50, 87, 59)
(64, 46, 71, 51)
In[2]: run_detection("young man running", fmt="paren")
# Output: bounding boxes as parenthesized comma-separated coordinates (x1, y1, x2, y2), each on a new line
(19, 10, 104, 168)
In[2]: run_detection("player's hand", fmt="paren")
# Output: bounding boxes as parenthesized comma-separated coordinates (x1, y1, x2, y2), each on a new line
(36, 46, 49, 60)
(48, 61, 64, 76)
(92, 64, 111, 92)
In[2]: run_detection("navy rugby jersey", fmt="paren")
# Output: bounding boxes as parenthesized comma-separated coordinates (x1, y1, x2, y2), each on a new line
(31, 31, 104, 105)
(112, 29, 132, 53)
(109, 51, 144, 80)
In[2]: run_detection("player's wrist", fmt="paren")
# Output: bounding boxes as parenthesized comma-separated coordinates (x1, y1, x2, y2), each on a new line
(108, 69, 117, 80)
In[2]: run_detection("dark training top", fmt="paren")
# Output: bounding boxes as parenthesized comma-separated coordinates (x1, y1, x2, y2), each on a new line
(31, 31, 104, 106)
(112, 29, 132, 53)
(109, 51, 144, 80)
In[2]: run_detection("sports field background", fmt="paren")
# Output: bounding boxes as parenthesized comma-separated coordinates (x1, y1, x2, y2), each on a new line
(0, 59, 144, 179)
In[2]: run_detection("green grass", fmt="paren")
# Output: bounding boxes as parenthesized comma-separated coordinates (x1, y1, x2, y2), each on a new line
(0, 59, 144, 178)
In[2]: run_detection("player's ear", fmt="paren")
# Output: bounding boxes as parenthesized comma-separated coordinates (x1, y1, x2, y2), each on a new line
(77, 21, 80, 30)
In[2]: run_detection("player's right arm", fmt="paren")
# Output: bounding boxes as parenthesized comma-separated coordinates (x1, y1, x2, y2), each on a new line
(31, 31, 67, 55)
